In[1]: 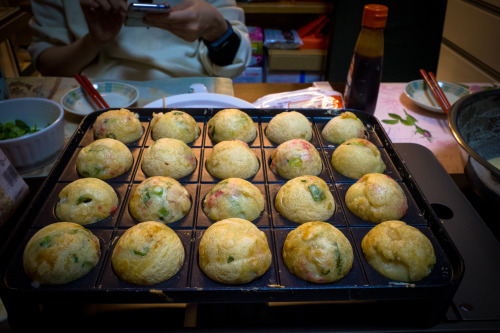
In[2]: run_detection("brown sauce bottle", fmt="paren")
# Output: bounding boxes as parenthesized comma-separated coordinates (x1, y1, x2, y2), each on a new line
(344, 4, 388, 116)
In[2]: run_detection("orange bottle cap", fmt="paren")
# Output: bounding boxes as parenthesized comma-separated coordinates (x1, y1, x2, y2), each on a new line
(362, 4, 388, 28)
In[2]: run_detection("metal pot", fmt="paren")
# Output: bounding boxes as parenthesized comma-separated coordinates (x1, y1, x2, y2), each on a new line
(448, 88, 500, 203)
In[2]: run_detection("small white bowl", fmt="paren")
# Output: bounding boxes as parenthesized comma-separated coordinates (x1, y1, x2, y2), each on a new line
(0, 98, 65, 173)
(404, 80, 470, 113)
(61, 81, 139, 116)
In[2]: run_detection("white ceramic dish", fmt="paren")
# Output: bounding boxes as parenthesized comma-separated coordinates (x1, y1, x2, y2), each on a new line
(404, 80, 470, 113)
(144, 93, 256, 108)
(61, 81, 139, 116)
(0, 98, 65, 173)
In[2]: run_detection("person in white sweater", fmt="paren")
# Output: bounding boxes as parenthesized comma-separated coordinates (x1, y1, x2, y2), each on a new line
(28, 0, 252, 80)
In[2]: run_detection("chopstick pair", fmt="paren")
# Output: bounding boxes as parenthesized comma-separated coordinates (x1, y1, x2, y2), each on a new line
(419, 69, 451, 114)
(73, 73, 110, 110)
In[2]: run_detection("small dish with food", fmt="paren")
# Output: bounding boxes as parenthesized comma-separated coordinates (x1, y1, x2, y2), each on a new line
(0, 97, 65, 173)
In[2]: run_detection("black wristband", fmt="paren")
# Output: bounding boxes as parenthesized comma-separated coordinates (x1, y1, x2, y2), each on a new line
(203, 20, 241, 66)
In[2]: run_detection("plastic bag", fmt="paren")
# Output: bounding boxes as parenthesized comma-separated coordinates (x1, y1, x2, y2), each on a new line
(263, 29, 303, 50)
(252, 87, 344, 109)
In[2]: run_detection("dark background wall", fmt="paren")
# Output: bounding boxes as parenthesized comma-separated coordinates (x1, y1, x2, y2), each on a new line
(326, 0, 448, 83)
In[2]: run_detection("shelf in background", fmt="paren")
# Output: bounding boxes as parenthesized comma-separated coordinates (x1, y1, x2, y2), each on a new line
(237, 1, 332, 14)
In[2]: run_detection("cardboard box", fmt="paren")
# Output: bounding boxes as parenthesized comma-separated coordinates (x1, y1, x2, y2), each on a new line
(266, 70, 323, 83)
(249, 55, 264, 67)
(233, 66, 264, 83)
(248, 26, 264, 55)
(267, 49, 326, 71)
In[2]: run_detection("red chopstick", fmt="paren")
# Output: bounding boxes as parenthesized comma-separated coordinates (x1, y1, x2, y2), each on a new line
(419, 69, 450, 114)
(73, 73, 110, 109)
(81, 75, 110, 109)
(429, 72, 451, 111)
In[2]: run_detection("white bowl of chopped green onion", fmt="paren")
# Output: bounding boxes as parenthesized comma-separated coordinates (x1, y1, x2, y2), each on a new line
(0, 98, 64, 173)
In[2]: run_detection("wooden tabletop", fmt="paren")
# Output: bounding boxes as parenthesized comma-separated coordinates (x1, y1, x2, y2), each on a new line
(233, 82, 344, 103)
(233, 83, 313, 102)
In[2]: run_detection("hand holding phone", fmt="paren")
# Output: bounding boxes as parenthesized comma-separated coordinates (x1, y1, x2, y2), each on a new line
(125, 3, 171, 27)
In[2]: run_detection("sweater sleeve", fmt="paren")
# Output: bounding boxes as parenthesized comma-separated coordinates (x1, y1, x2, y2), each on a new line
(204, 20, 240, 66)
(198, 0, 252, 78)
(28, 0, 88, 69)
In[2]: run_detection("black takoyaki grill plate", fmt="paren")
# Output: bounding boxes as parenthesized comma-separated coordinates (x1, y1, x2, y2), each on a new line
(0, 108, 464, 328)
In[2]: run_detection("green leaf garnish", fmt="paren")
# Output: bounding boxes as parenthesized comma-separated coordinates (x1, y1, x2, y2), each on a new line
(143, 192, 151, 205)
(158, 206, 169, 217)
(308, 184, 326, 201)
(333, 242, 342, 275)
(39, 235, 53, 248)
(92, 166, 103, 176)
(77, 196, 92, 204)
(152, 186, 163, 196)
(227, 256, 234, 263)
(134, 246, 150, 256)
(287, 156, 303, 167)
(0, 119, 43, 140)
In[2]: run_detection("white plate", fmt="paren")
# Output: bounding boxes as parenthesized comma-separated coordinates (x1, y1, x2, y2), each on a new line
(144, 93, 256, 108)
(404, 80, 470, 113)
(61, 81, 139, 116)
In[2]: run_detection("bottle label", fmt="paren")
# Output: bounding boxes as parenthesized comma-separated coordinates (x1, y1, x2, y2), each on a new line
(344, 54, 355, 106)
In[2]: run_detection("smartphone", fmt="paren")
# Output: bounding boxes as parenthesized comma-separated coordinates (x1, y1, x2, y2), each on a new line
(125, 3, 171, 27)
